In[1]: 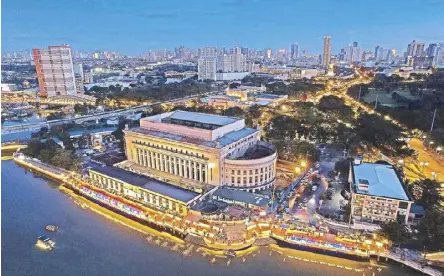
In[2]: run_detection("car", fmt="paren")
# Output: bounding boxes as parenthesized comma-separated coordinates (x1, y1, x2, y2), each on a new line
(303, 198, 309, 203)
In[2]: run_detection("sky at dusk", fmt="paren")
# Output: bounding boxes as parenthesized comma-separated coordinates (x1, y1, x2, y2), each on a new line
(2, 0, 444, 55)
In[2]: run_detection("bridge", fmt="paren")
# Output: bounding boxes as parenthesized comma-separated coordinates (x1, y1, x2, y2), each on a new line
(1, 92, 220, 134)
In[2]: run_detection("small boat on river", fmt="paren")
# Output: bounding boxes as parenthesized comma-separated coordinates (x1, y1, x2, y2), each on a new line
(45, 225, 59, 232)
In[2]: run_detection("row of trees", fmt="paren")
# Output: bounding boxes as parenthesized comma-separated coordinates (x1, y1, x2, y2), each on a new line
(22, 139, 81, 171)
(379, 178, 444, 251)
(348, 70, 444, 144)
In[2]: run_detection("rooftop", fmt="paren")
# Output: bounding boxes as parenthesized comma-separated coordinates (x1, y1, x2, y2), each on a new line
(163, 110, 239, 128)
(233, 142, 276, 160)
(128, 126, 258, 149)
(351, 162, 411, 201)
(69, 127, 117, 138)
(255, 93, 285, 100)
(213, 187, 269, 207)
(87, 162, 200, 203)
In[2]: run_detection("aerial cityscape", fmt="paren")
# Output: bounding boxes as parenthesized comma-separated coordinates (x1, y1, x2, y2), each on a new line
(1, 1, 444, 276)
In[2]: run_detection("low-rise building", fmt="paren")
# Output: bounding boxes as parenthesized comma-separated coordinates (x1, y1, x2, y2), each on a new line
(349, 160, 413, 225)
(87, 162, 201, 215)
(226, 85, 266, 101)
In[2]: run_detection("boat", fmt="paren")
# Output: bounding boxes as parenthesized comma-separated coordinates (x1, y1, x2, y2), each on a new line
(36, 235, 55, 250)
(223, 249, 237, 257)
(45, 225, 59, 232)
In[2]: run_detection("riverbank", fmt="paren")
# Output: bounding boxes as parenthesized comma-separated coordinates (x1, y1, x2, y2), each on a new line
(12, 153, 444, 276)
(59, 185, 185, 245)
(3, 158, 433, 276)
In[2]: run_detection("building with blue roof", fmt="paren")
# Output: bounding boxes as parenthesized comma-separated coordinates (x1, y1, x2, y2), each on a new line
(349, 159, 413, 225)
(87, 161, 201, 215)
(121, 111, 277, 193)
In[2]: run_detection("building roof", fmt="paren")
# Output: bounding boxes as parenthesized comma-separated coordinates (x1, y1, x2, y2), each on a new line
(351, 162, 411, 201)
(69, 127, 117, 137)
(128, 127, 258, 149)
(167, 110, 239, 127)
(213, 187, 269, 207)
(255, 94, 285, 100)
(87, 162, 200, 203)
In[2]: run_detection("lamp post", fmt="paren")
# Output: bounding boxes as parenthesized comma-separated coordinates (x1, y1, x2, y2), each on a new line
(301, 161, 307, 173)
(419, 161, 429, 172)
(431, 172, 437, 180)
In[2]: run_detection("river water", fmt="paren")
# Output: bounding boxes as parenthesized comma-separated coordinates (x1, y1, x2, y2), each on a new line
(1, 160, 421, 276)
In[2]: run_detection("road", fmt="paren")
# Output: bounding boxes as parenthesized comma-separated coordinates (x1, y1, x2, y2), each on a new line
(1, 91, 221, 134)
(406, 138, 444, 184)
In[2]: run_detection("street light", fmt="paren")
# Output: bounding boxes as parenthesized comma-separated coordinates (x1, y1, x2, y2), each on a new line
(295, 167, 301, 174)
(431, 172, 437, 180)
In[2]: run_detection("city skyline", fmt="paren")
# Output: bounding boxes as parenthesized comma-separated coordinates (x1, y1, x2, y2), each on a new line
(3, 0, 444, 54)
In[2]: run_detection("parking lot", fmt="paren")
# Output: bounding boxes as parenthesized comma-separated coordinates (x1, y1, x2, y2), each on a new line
(276, 145, 352, 226)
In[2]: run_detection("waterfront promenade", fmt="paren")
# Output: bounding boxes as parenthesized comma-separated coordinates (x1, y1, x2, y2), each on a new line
(12, 154, 442, 275)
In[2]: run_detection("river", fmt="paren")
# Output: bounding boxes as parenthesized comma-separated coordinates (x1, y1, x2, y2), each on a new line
(1, 160, 422, 276)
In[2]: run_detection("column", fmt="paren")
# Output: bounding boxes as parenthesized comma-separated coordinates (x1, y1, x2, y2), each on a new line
(199, 163, 203, 182)
(142, 150, 147, 166)
(156, 153, 160, 170)
(188, 160, 192, 179)
(193, 161, 197, 181)
(173, 157, 177, 175)
(178, 158, 183, 177)
(147, 150, 151, 168)
(169, 156, 173, 174)
(164, 154, 168, 173)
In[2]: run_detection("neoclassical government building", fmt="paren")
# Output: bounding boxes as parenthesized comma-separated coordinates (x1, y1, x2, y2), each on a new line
(118, 111, 277, 193)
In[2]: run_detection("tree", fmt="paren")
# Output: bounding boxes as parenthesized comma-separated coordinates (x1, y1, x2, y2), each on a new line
(417, 210, 444, 252)
(411, 179, 441, 210)
(50, 148, 80, 171)
(22, 139, 44, 157)
(224, 107, 244, 117)
(378, 221, 410, 245)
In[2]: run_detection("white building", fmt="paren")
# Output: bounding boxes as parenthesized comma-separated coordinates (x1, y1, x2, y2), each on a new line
(349, 160, 413, 225)
(120, 111, 277, 193)
(198, 58, 217, 81)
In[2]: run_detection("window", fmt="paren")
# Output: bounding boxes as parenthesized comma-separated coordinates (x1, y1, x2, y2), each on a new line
(232, 170, 235, 175)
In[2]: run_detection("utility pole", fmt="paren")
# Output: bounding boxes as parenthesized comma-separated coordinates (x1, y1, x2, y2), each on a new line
(430, 108, 437, 134)
(374, 90, 379, 109)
